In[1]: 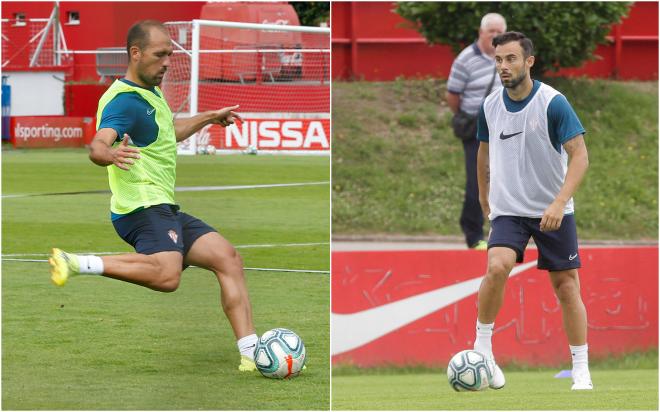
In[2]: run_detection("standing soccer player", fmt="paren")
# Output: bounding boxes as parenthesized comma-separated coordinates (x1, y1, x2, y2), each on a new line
(49, 20, 259, 372)
(474, 32, 592, 390)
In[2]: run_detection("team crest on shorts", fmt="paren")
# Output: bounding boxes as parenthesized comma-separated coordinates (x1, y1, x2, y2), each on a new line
(168, 229, 178, 244)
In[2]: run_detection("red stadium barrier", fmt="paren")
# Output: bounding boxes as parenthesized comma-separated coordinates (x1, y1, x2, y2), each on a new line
(194, 117, 329, 152)
(332, 246, 658, 367)
(10, 116, 95, 148)
(332, 2, 658, 81)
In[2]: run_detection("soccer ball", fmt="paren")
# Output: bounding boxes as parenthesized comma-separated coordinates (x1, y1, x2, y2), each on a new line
(447, 349, 492, 391)
(254, 328, 306, 379)
(196, 145, 216, 155)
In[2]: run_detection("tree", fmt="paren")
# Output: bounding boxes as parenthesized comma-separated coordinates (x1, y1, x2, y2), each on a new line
(395, 2, 631, 76)
(291, 2, 330, 27)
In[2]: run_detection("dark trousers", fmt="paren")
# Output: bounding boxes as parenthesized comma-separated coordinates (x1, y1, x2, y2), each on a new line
(460, 138, 484, 247)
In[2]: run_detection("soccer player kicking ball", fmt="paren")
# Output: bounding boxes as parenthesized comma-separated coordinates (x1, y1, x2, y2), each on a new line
(49, 20, 258, 372)
(474, 32, 592, 390)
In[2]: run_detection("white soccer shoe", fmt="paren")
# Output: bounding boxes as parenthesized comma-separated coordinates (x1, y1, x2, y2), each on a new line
(486, 357, 506, 389)
(571, 368, 593, 390)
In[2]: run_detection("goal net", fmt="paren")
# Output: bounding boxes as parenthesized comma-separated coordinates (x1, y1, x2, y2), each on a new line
(162, 20, 330, 155)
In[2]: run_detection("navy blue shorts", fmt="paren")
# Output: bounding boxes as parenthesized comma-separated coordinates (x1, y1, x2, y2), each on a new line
(112, 204, 216, 256)
(488, 215, 581, 271)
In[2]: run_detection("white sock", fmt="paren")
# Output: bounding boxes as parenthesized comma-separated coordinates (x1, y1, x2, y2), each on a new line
(474, 320, 494, 358)
(237, 334, 258, 358)
(76, 255, 104, 275)
(570, 344, 589, 371)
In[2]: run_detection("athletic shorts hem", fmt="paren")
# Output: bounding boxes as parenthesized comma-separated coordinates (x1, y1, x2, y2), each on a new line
(538, 263, 581, 272)
(487, 243, 524, 263)
(139, 246, 184, 256)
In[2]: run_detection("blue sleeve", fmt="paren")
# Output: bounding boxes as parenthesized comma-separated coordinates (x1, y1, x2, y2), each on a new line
(547, 94, 586, 150)
(98, 93, 137, 143)
(98, 92, 158, 147)
(476, 102, 489, 142)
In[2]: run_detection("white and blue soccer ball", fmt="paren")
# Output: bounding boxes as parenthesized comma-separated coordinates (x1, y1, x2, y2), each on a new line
(196, 144, 216, 155)
(447, 349, 492, 391)
(254, 328, 306, 379)
(244, 144, 258, 155)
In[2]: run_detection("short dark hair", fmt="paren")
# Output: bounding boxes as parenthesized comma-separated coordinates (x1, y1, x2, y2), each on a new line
(492, 31, 534, 58)
(126, 20, 167, 58)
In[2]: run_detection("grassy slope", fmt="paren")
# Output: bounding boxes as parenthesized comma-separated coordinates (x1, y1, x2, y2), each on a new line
(332, 78, 658, 240)
(2, 150, 330, 410)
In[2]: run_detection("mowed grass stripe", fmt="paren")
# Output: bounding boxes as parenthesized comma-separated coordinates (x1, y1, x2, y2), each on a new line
(332, 370, 658, 410)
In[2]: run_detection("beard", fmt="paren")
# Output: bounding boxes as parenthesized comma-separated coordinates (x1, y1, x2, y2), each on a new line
(138, 73, 161, 87)
(137, 68, 165, 88)
(500, 71, 526, 89)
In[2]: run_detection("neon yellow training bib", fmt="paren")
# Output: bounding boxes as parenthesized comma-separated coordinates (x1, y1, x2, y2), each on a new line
(96, 80, 177, 215)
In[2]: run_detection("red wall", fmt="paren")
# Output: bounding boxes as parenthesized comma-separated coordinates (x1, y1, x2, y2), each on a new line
(332, 2, 659, 81)
(2, 1, 205, 80)
(332, 247, 658, 367)
(3, 1, 206, 116)
(3, 2, 329, 117)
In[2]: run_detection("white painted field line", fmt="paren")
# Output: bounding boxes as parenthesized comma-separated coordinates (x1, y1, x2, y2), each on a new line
(2, 258, 329, 274)
(237, 242, 329, 249)
(174, 181, 329, 192)
(2, 181, 329, 199)
(2, 242, 330, 257)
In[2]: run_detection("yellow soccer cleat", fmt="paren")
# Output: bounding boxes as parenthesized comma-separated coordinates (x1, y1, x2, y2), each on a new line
(238, 355, 257, 372)
(49, 248, 79, 286)
(471, 240, 488, 250)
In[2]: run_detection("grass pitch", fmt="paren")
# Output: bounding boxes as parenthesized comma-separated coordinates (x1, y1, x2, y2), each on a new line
(2, 149, 330, 410)
(332, 369, 658, 410)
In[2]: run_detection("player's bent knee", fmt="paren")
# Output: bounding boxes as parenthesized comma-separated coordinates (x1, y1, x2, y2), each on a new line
(554, 277, 580, 302)
(212, 246, 244, 277)
(157, 272, 181, 292)
(151, 254, 182, 292)
(487, 259, 513, 281)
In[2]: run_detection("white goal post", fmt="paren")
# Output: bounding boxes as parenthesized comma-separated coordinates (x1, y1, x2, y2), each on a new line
(162, 20, 331, 155)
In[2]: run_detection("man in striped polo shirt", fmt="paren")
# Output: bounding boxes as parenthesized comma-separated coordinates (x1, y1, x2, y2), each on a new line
(446, 13, 506, 250)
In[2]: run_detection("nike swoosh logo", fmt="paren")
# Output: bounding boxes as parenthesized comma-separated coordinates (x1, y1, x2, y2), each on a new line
(147, 108, 155, 115)
(331, 260, 538, 355)
(569, 253, 578, 261)
(500, 131, 522, 140)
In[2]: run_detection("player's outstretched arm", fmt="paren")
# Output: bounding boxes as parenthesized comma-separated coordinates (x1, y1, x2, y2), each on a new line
(477, 141, 491, 220)
(540, 134, 589, 232)
(173, 105, 243, 142)
(89, 129, 141, 171)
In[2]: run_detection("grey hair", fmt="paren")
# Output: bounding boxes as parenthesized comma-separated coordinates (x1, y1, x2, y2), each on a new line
(480, 13, 507, 31)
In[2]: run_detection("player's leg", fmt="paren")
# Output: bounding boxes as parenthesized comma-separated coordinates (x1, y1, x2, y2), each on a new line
(50, 204, 185, 291)
(549, 268, 590, 390)
(475, 216, 530, 389)
(477, 247, 518, 324)
(549, 269, 587, 346)
(178, 214, 257, 371)
(101, 251, 183, 291)
(184, 232, 255, 338)
(532, 214, 591, 390)
(50, 249, 183, 291)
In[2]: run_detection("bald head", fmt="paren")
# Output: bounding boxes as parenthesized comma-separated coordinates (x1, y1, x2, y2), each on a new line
(480, 13, 507, 32)
(478, 13, 507, 55)
(126, 20, 169, 58)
